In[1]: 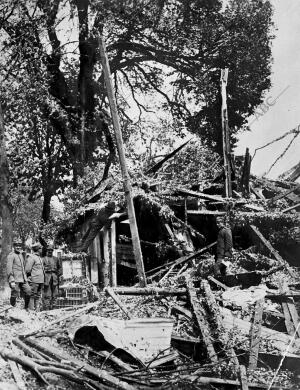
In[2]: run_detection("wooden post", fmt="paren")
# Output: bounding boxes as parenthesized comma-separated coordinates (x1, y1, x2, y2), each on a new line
(98, 35, 147, 287)
(102, 226, 110, 288)
(240, 148, 252, 197)
(110, 219, 117, 287)
(220, 68, 232, 198)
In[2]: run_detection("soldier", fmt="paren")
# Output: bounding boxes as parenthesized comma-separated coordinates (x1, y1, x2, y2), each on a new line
(25, 242, 45, 311)
(43, 244, 62, 310)
(214, 215, 233, 277)
(6, 238, 31, 309)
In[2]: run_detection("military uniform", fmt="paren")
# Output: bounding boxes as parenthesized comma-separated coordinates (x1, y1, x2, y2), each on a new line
(43, 254, 62, 309)
(6, 250, 31, 308)
(25, 248, 45, 311)
(214, 226, 233, 276)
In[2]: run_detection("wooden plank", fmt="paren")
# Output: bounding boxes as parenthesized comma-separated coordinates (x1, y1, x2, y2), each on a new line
(176, 187, 225, 202)
(239, 365, 249, 390)
(117, 260, 137, 269)
(185, 276, 218, 363)
(99, 35, 146, 287)
(105, 287, 132, 319)
(248, 298, 264, 370)
(248, 225, 293, 276)
(267, 185, 300, 204)
(148, 351, 179, 368)
(208, 276, 229, 290)
(110, 219, 117, 287)
(159, 263, 176, 283)
(282, 202, 300, 213)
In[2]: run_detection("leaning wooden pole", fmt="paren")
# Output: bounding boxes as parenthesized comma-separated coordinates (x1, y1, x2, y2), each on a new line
(98, 35, 147, 287)
(220, 68, 232, 198)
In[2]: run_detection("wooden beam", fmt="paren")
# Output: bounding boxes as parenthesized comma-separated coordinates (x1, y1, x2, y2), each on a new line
(176, 187, 225, 202)
(187, 210, 227, 216)
(282, 202, 300, 213)
(99, 35, 146, 287)
(110, 219, 117, 287)
(248, 298, 264, 370)
(105, 287, 132, 319)
(208, 276, 229, 290)
(248, 225, 292, 276)
(185, 276, 218, 363)
(267, 185, 300, 204)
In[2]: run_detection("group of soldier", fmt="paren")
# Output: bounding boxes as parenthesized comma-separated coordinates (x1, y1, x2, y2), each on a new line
(6, 239, 62, 311)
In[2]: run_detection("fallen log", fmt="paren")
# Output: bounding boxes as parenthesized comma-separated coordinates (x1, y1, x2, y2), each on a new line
(112, 287, 186, 296)
(8, 361, 26, 390)
(23, 338, 135, 390)
(12, 338, 47, 360)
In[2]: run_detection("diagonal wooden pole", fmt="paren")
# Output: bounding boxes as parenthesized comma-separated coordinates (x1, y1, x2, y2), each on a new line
(98, 35, 147, 287)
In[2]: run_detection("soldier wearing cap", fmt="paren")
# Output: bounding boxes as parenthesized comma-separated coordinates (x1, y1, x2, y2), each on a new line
(25, 242, 45, 311)
(6, 238, 31, 309)
(214, 215, 233, 276)
(43, 244, 62, 310)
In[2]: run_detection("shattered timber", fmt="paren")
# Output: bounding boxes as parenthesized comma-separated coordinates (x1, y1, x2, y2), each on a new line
(1, 160, 300, 389)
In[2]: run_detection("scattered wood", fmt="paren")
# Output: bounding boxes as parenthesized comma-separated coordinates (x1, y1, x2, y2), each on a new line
(250, 184, 265, 200)
(248, 298, 264, 370)
(147, 351, 179, 368)
(146, 241, 217, 277)
(105, 287, 132, 319)
(23, 338, 135, 390)
(171, 305, 193, 320)
(185, 276, 218, 363)
(267, 185, 300, 204)
(0, 306, 13, 315)
(12, 338, 47, 360)
(187, 210, 227, 216)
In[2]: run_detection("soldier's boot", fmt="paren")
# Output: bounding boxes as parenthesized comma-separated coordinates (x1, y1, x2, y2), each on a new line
(10, 297, 17, 307)
(24, 295, 30, 310)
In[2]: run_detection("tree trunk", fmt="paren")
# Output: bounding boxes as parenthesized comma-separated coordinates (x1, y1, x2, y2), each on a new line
(0, 102, 13, 296)
(42, 191, 52, 223)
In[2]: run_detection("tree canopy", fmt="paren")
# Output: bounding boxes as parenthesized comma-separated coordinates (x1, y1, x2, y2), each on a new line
(0, 0, 274, 224)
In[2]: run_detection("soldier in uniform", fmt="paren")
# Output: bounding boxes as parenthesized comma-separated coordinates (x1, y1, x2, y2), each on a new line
(25, 242, 45, 311)
(43, 244, 62, 310)
(6, 238, 31, 309)
(214, 215, 233, 276)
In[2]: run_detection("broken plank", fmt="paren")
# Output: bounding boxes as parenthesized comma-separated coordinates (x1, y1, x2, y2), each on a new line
(239, 365, 249, 390)
(112, 287, 186, 296)
(208, 275, 229, 290)
(267, 185, 300, 204)
(185, 276, 218, 363)
(248, 225, 293, 276)
(171, 305, 193, 320)
(147, 351, 179, 368)
(105, 287, 132, 319)
(159, 263, 176, 283)
(282, 202, 300, 213)
(176, 187, 225, 202)
(248, 298, 264, 370)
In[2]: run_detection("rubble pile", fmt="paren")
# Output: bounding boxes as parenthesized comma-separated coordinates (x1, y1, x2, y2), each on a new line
(1, 173, 300, 389)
